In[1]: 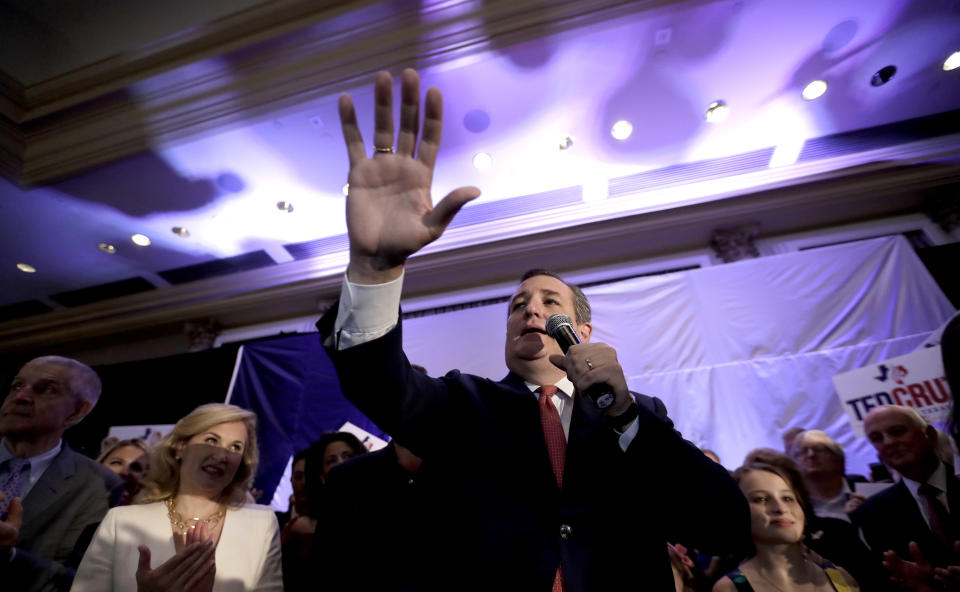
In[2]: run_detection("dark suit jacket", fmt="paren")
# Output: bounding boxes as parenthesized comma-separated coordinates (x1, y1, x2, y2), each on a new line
(317, 442, 423, 591)
(318, 311, 750, 591)
(852, 468, 960, 570)
(1, 444, 122, 592)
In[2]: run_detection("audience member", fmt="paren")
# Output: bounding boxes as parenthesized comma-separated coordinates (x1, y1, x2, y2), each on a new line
(97, 438, 150, 506)
(277, 449, 310, 530)
(303, 431, 367, 519)
(318, 67, 751, 589)
(853, 405, 960, 584)
(0, 356, 122, 592)
(319, 439, 425, 590)
(789, 430, 865, 522)
(743, 448, 886, 590)
(279, 449, 314, 592)
(713, 461, 861, 591)
(71, 403, 282, 591)
(782, 427, 806, 454)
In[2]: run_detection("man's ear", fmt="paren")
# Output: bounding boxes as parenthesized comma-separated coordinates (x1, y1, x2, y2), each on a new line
(65, 398, 94, 428)
(578, 322, 593, 343)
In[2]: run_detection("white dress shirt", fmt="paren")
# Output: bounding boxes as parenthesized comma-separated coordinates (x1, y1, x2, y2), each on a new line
(811, 479, 853, 523)
(0, 438, 62, 500)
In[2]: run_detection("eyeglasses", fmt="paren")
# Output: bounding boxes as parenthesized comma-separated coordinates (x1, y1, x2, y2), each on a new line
(792, 444, 835, 457)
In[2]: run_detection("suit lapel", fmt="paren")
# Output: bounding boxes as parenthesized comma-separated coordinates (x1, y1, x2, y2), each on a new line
(563, 392, 622, 492)
(22, 445, 76, 525)
(568, 393, 605, 450)
(893, 480, 947, 555)
(945, 469, 960, 534)
(217, 506, 245, 568)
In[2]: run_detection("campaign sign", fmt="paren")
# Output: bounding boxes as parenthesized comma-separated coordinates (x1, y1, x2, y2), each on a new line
(338, 420, 389, 452)
(108, 424, 175, 444)
(833, 346, 951, 437)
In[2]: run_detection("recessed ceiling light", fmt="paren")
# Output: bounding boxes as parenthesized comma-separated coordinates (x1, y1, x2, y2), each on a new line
(611, 120, 633, 140)
(98, 242, 117, 254)
(342, 183, 350, 196)
(171, 226, 190, 237)
(131, 233, 152, 246)
(277, 201, 294, 213)
(705, 100, 729, 123)
(944, 51, 960, 71)
(559, 135, 574, 150)
(870, 65, 897, 87)
(16, 262, 36, 273)
(802, 80, 828, 100)
(472, 152, 492, 170)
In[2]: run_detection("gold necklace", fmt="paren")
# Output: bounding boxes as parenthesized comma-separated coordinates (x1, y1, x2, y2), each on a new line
(165, 497, 225, 535)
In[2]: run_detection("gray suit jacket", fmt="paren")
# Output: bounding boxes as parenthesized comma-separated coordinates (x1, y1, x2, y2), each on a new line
(2, 444, 121, 592)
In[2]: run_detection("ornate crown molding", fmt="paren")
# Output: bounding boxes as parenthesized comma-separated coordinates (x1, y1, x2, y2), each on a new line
(1, 0, 677, 185)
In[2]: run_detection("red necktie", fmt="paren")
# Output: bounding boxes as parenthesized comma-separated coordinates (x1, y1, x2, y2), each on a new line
(918, 483, 953, 547)
(537, 385, 566, 592)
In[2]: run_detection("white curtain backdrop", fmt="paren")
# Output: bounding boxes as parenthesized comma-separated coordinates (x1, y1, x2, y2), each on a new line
(401, 236, 956, 474)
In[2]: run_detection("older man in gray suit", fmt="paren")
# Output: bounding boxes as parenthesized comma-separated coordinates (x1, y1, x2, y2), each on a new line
(0, 356, 122, 592)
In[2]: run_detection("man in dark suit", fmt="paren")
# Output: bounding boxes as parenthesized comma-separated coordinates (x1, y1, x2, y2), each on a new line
(0, 356, 122, 592)
(319, 440, 424, 591)
(317, 67, 750, 591)
(853, 405, 960, 583)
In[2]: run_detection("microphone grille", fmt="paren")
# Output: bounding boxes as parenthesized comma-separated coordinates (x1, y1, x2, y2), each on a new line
(546, 314, 573, 337)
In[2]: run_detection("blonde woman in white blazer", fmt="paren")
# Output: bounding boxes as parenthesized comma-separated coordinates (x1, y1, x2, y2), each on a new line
(72, 404, 282, 592)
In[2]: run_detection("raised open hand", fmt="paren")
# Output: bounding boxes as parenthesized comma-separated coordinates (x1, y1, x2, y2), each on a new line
(137, 523, 216, 592)
(883, 541, 936, 591)
(339, 68, 480, 284)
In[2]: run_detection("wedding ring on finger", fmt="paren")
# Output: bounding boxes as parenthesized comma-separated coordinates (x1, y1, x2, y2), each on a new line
(585, 359, 594, 371)
(374, 146, 394, 154)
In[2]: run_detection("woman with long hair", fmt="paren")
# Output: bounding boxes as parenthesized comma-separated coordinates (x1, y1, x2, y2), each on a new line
(72, 403, 282, 591)
(713, 461, 860, 592)
(97, 438, 151, 506)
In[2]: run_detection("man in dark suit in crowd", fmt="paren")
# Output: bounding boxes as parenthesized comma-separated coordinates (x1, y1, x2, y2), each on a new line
(316, 67, 750, 591)
(853, 405, 960, 583)
(320, 439, 424, 591)
(0, 356, 122, 592)
(790, 429, 866, 522)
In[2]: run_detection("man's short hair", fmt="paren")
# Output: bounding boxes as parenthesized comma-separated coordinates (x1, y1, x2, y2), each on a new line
(518, 269, 591, 324)
(791, 430, 845, 471)
(28, 356, 101, 404)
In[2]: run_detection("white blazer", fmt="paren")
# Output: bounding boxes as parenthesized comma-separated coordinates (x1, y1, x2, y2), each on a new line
(71, 502, 282, 592)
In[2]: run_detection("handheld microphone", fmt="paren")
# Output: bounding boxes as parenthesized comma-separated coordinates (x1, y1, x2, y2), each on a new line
(546, 314, 615, 409)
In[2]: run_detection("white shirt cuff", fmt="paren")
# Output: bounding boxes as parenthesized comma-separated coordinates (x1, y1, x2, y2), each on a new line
(618, 417, 639, 452)
(332, 272, 404, 350)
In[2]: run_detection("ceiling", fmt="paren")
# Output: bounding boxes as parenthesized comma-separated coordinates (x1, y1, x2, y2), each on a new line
(1, 0, 959, 360)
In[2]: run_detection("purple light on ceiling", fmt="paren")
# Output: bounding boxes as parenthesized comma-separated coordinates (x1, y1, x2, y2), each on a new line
(463, 109, 490, 133)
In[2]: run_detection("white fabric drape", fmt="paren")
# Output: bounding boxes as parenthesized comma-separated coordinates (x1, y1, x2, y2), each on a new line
(401, 236, 955, 474)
